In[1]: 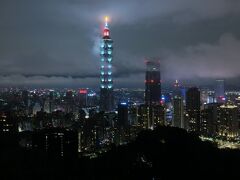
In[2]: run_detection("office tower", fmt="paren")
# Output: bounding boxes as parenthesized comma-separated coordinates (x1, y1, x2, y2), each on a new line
(173, 80, 181, 97)
(138, 104, 150, 129)
(144, 59, 163, 129)
(218, 104, 239, 139)
(87, 90, 98, 107)
(200, 89, 208, 105)
(207, 91, 215, 104)
(118, 102, 128, 128)
(201, 103, 238, 139)
(173, 97, 184, 128)
(22, 90, 29, 108)
(79, 89, 88, 107)
(215, 79, 225, 103)
(173, 80, 184, 128)
(138, 104, 165, 129)
(117, 102, 130, 144)
(145, 60, 161, 105)
(22, 90, 29, 114)
(49, 90, 55, 113)
(151, 104, 165, 127)
(201, 103, 219, 137)
(186, 87, 200, 133)
(128, 103, 138, 126)
(100, 16, 114, 112)
(65, 90, 74, 113)
(43, 99, 50, 113)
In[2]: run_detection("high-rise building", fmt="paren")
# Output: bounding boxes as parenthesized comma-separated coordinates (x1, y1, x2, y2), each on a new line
(79, 89, 88, 107)
(215, 79, 225, 103)
(145, 60, 161, 105)
(200, 103, 219, 137)
(22, 90, 29, 108)
(65, 90, 74, 113)
(173, 97, 184, 128)
(138, 104, 150, 129)
(49, 90, 55, 113)
(151, 104, 165, 127)
(218, 104, 239, 139)
(201, 103, 239, 139)
(173, 80, 181, 97)
(86, 90, 98, 107)
(144, 59, 163, 129)
(118, 102, 128, 128)
(172, 80, 184, 128)
(186, 87, 200, 133)
(100, 17, 114, 112)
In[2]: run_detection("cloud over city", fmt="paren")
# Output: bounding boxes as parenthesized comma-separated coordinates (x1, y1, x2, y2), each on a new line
(0, 0, 240, 87)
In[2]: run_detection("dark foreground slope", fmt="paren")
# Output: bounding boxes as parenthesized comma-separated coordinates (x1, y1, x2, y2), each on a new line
(1, 126, 240, 179)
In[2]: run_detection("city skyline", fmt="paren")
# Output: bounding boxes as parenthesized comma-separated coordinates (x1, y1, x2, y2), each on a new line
(1, 2, 240, 179)
(0, 1, 240, 88)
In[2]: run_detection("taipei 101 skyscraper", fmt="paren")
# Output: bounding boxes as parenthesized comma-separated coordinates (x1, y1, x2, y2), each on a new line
(99, 17, 114, 111)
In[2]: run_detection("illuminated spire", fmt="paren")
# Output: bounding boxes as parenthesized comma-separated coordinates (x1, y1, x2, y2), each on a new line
(174, 80, 180, 87)
(100, 16, 114, 111)
(105, 16, 109, 28)
(103, 16, 110, 37)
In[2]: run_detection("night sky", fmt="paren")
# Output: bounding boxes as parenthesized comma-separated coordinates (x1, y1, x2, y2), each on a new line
(0, 0, 240, 88)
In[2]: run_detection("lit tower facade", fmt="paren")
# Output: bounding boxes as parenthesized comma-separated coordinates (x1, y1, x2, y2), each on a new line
(100, 17, 114, 111)
(144, 59, 163, 129)
(145, 60, 161, 105)
(186, 87, 200, 133)
(172, 80, 184, 129)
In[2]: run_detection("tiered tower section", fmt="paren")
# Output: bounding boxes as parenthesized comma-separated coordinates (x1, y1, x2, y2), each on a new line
(100, 17, 114, 111)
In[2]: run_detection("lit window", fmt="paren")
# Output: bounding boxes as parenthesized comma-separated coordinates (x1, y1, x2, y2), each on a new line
(108, 65, 112, 68)
(108, 51, 112, 55)
(101, 72, 104, 75)
(108, 58, 112, 62)
(108, 72, 112, 75)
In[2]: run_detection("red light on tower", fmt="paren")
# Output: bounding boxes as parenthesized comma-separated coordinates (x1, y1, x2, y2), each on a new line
(79, 89, 87, 94)
(104, 29, 109, 37)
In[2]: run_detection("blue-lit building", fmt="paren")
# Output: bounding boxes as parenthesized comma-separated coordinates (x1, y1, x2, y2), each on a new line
(100, 17, 114, 112)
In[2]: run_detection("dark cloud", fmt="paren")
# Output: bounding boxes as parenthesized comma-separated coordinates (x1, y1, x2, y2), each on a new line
(161, 34, 240, 80)
(0, 0, 240, 87)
